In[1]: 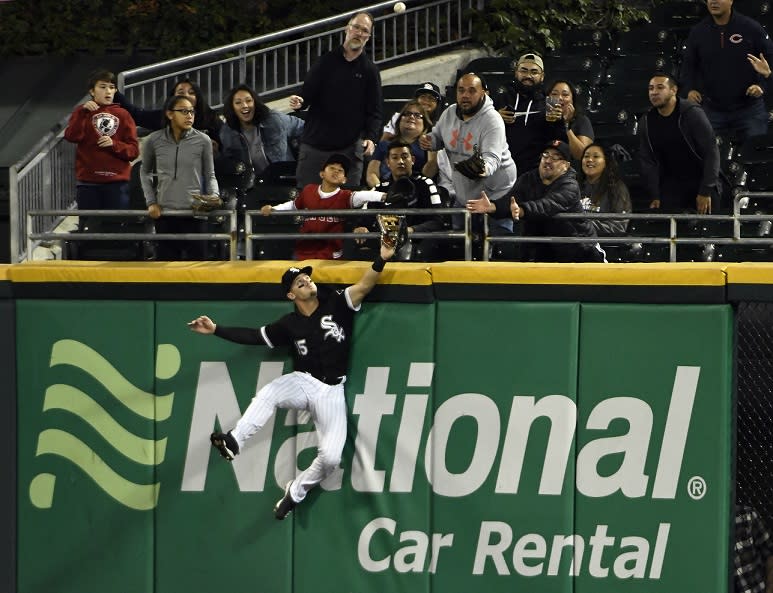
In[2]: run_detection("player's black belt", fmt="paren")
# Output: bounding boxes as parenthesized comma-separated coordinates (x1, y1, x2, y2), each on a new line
(309, 373, 346, 385)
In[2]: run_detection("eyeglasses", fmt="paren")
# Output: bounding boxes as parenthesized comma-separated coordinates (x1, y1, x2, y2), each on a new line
(348, 23, 371, 35)
(171, 109, 195, 116)
(517, 67, 542, 77)
(541, 152, 565, 162)
(401, 111, 424, 120)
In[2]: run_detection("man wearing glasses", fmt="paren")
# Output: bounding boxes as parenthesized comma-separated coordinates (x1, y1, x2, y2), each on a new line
(493, 52, 568, 175)
(467, 140, 605, 262)
(289, 12, 383, 189)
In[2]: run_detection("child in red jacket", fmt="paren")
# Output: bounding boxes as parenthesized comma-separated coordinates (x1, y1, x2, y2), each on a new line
(64, 69, 139, 211)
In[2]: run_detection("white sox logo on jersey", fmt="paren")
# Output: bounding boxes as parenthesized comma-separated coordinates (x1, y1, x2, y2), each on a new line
(92, 112, 119, 137)
(320, 315, 345, 342)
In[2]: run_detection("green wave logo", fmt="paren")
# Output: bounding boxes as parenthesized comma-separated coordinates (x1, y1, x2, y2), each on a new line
(29, 339, 180, 511)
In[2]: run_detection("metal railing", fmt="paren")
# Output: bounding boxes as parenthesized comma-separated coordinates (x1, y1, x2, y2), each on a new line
(245, 207, 472, 260)
(26, 209, 238, 261)
(118, 0, 476, 108)
(20, 194, 773, 263)
(9, 0, 477, 264)
(483, 192, 773, 262)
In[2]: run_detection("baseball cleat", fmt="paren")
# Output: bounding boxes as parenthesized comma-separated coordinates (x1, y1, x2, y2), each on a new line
(274, 481, 297, 520)
(210, 431, 239, 461)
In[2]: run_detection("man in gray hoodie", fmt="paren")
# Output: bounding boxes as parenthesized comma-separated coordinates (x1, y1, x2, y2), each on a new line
(419, 72, 517, 234)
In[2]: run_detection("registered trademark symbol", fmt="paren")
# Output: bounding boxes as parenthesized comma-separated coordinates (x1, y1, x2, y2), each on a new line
(687, 476, 707, 500)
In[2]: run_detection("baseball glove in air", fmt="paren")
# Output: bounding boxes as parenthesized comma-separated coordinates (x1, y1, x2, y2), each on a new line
(190, 194, 224, 219)
(453, 144, 486, 179)
(377, 213, 408, 251)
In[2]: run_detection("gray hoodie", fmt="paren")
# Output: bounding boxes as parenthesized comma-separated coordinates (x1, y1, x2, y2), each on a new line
(427, 94, 517, 209)
(141, 127, 219, 209)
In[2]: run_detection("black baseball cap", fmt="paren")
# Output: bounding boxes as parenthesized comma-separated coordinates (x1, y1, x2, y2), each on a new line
(544, 139, 571, 161)
(282, 265, 313, 292)
(321, 153, 351, 175)
(414, 82, 442, 102)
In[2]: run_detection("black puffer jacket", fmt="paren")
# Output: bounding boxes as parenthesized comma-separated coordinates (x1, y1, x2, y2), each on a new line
(492, 168, 600, 262)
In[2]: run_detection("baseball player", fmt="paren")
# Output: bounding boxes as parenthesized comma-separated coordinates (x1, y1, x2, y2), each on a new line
(188, 241, 395, 520)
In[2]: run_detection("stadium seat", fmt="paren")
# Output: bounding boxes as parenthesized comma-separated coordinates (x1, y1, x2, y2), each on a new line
(462, 56, 512, 76)
(555, 28, 613, 59)
(612, 24, 679, 58)
(543, 55, 606, 87)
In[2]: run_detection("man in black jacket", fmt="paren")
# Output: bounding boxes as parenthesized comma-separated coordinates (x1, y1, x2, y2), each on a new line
(466, 140, 606, 262)
(492, 52, 568, 175)
(289, 12, 383, 188)
(680, 0, 773, 142)
(639, 73, 721, 214)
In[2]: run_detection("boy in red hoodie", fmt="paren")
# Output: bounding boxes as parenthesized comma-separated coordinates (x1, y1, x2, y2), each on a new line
(64, 69, 139, 211)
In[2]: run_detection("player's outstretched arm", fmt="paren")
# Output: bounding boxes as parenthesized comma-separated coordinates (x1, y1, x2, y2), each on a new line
(347, 243, 395, 308)
(188, 315, 264, 345)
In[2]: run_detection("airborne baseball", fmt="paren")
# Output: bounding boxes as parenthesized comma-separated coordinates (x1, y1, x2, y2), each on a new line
(393, 2, 406, 13)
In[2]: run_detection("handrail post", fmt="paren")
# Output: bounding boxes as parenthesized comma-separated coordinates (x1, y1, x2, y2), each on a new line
(669, 216, 677, 262)
(10, 165, 20, 263)
(238, 47, 247, 87)
(245, 212, 253, 261)
(464, 210, 472, 261)
(482, 214, 490, 262)
(229, 210, 238, 261)
(733, 194, 741, 240)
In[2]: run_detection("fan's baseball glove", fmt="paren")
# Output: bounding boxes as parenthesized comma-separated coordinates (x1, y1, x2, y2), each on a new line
(454, 144, 486, 179)
(191, 194, 224, 219)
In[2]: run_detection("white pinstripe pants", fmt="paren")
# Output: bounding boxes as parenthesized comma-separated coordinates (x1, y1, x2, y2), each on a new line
(231, 371, 347, 503)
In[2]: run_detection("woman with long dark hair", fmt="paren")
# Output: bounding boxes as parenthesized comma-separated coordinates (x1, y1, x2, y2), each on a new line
(216, 83, 304, 190)
(141, 94, 220, 260)
(579, 142, 631, 236)
(547, 79, 594, 161)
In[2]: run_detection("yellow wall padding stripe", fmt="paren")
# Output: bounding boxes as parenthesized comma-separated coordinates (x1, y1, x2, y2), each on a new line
(724, 264, 773, 286)
(430, 262, 728, 286)
(0, 265, 10, 281)
(7, 260, 433, 286)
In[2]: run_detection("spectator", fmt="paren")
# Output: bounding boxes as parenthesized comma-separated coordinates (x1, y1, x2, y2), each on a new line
(547, 79, 594, 160)
(64, 68, 139, 217)
(639, 73, 721, 214)
(116, 79, 222, 146)
(380, 82, 445, 141)
(493, 52, 568, 174)
(366, 101, 437, 187)
(216, 84, 304, 192)
(579, 143, 632, 236)
(260, 153, 389, 260)
(289, 12, 382, 188)
(681, 0, 773, 142)
(350, 140, 445, 261)
(141, 95, 220, 260)
(733, 505, 773, 593)
(467, 140, 606, 263)
(419, 72, 517, 235)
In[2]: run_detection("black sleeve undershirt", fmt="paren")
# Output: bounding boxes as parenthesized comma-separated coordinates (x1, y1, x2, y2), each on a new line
(213, 325, 264, 345)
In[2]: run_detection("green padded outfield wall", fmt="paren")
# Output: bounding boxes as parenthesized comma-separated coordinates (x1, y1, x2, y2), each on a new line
(14, 292, 732, 592)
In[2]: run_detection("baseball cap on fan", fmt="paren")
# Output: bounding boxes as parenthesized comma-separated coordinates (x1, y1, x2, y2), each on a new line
(544, 139, 571, 161)
(515, 52, 544, 72)
(282, 265, 313, 292)
(414, 82, 442, 102)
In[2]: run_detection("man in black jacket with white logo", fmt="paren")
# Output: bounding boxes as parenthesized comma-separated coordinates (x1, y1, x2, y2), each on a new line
(466, 140, 606, 262)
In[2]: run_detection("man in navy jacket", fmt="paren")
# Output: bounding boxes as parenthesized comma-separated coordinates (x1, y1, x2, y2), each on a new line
(681, 0, 773, 141)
